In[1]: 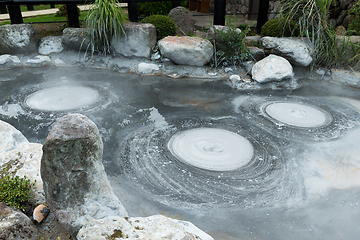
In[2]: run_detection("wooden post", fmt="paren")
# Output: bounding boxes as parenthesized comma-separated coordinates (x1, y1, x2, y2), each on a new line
(257, 0, 269, 33)
(26, 4, 34, 10)
(65, 4, 79, 27)
(7, 4, 23, 24)
(0, 5, 7, 14)
(128, 1, 138, 22)
(214, 0, 226, 25)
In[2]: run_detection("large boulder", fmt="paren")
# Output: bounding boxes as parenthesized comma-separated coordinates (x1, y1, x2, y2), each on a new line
(0, 24, 38, 54)
(0, 202, 43, 240)
(77, 215, 214, 240)
(0, 120, 44, 204)
(111, 22, 157, 58)
(158, 36, 213, 66)
(62, 28, 91, 52)
(335, 36, 360, 63)
(168, 6, 196, 36)
(261, 37, 313, 67)
(41, 114, 127, 237)
(38, 36, 63, 55)
(251, 54, 293, 83)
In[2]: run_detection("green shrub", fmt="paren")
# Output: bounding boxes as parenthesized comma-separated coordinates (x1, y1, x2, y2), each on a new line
(261, 18, 299, 37)
(138, 1, 187, 18)
(348, 1, 360, 36)
(140, 14, 176, 40)
(208, 15, 250, 67)
(0, 176, 35, 211)
(55, 5, 80, 17)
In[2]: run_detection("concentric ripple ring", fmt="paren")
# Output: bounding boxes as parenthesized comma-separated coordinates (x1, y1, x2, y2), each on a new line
(168, 127, 254, 171)
(264, 102, 328, 128)
(25, 86, 99, 111)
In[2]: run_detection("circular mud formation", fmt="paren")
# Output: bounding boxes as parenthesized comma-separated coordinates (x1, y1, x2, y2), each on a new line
(118, 117, 301, 209)
(239, 96, 360, 142)
(25, 86, 100, 111)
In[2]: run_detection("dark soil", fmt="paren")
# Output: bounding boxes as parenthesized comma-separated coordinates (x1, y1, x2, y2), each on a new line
(33, 22, 67, 38)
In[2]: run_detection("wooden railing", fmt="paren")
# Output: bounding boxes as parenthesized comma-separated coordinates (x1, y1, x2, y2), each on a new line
(0, 0, 269, 33)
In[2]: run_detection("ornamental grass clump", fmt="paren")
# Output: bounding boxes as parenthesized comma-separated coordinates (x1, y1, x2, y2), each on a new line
(85, 0, 126, 55)
(280, 0, 336, 67)
(0, 176, 35, 211)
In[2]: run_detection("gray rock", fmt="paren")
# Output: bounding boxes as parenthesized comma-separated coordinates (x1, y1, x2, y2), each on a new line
(62, 28, 91, 52)
(38, 36, 63, 55)
(77, 215, 214, 240)
(0, 202, 43, 240)
(343, 14, 351, 28)
(158, 36, 213, 66)
(0, 24, 37, 55)
(245, 35, 262, 47)
(335, 36, 360, 62)
(330, 69, 360, 87)
(336, 10, 348, 26)
(248, 46, 265, 61)
(41, 114, 127, 238)
(261, 37, 313, 66)
(111, 22, 157, 58)
(168, 6, 196, 36)
(0, 54, 21, 69)
(335, 25, 346, 36)
(137, 62, 160, 74)
(26, 55, 52, 67)
(252, 54, 293, 83)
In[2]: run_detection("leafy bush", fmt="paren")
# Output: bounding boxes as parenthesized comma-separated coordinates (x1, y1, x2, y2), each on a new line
(140, 14, 176, 40)
(85, 0, 126, 55)
(348, 1, 360, 36)
(0, 176, 35, 211)
(138, 1, 187, 18)
(208, 15, 250, 67)
(261, 18, 299, 37)
(55, 5, 80, 17)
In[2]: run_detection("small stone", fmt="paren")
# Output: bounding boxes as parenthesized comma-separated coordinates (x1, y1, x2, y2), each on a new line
(224, 67, 233, 73)
(138, 62, 160, 74)
(229, 74, 241, 81)
(33, 204, 50, 224)
(26, 55, 52, 67)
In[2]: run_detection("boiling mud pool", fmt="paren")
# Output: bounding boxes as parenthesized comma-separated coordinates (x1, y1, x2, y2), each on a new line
(1, 66, 360, 239)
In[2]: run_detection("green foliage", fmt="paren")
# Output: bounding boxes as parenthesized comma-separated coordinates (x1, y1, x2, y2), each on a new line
(85, 0, 127, 55)
(55, 5, 80, 17)
(208, 15, 250, 67)
(261, 18, 299, 37)
(281, 0, 336, 67)
(348, 2, 360, 36)
(140, 14, 176, 40)
(0, 176, 35, 211)
(138, 1, 187, 18)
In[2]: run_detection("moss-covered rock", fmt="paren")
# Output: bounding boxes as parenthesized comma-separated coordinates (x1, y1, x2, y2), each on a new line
(140, 14, 176, 40)
(261, 18, 299, 37)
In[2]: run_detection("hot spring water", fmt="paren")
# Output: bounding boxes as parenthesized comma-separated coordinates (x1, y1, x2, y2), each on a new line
(1, 66, 360, 239)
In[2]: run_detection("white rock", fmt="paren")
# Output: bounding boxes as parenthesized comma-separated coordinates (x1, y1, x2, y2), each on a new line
(0, 54, 21, 69)
(158, 36, 214, 67)
(0, 120, 44, 204)
(138, 62, 160, 74)
(0, 24, 38, 54)
(53, 58, 66, 66)
(111, 22, 157, 58)
(77, 215, 214, 240)
(261, 37, 313, 66)
(38, 36, 63, 55)
(26, 55, 52, 67)
(224, 67, 233, 73)
(229, 74, 241, 81)
(252, 54, 293, 83)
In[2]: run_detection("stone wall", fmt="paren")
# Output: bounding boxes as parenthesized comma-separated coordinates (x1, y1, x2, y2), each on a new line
(209, 0, 250, 15)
